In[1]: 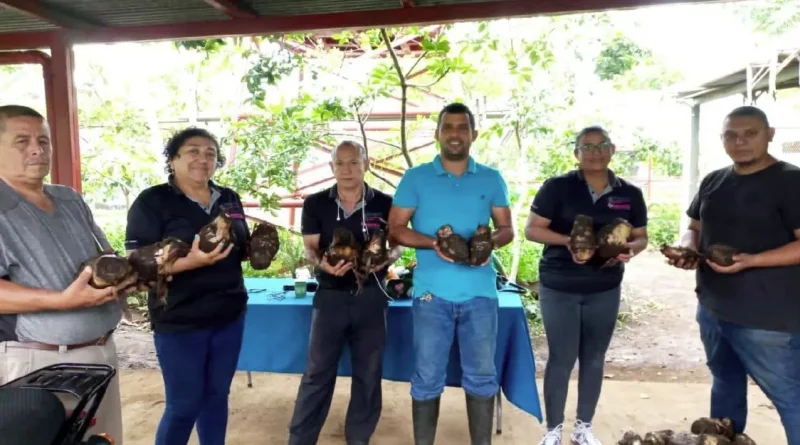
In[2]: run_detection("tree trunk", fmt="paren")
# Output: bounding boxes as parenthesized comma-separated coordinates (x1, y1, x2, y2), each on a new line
(509, 123, 528, 282)
(508, 178, 529, 281)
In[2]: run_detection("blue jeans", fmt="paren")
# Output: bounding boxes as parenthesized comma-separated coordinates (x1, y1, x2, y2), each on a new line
(697, 304, 800, 444)
(410, 293, 498, 401)
(153, 316, 245, 445)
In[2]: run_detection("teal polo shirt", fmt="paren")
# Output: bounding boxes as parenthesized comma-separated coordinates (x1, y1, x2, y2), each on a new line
(393, 154, 510, 302)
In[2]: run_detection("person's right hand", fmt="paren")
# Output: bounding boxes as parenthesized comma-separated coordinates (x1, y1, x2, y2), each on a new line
(58, 267, 118, 310)
(432, 240, 455, 263)
(668, 255, 700, 270)
(566, 240, 594, 265)
(182, 235, 234, 268)
(319, 254, 353, 276)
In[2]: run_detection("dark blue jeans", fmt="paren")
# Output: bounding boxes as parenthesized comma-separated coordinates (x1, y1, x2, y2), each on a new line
(153, 315, 245, 445)
(410, 293, 498, 401)
(697, 304, 800, 444)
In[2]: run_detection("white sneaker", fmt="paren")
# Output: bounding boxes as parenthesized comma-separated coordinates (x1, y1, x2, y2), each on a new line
(538, 424, 563, 445)
(571, 420, 601, 445)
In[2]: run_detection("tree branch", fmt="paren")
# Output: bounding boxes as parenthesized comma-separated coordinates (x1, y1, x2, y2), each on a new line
(405, 51, 428, 78)
(327, 133, 401, 150)
(380, 28, 413, 168)
(369, 170, 397, 189)
(408, 68, 451, 89)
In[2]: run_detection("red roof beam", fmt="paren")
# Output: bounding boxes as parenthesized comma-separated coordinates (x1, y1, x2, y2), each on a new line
(0, 0, 99, 29)
(58, 1, 719, 46)
(203, 0, 259, 19)
(0, 1, 724, 51)
(0, 49, 49, 65)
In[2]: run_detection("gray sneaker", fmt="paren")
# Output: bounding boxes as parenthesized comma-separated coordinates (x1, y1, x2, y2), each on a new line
(538, 424, 563, 445)
(571, 420, 601, 445)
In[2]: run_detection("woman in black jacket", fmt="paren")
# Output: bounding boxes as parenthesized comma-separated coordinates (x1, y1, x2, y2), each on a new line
(525, 126, 649, 445)
(125, 127, 250, 445)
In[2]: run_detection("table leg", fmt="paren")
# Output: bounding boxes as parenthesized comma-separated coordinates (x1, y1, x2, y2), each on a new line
(247, 371, 253, 388)
(495, 391, 502, 434)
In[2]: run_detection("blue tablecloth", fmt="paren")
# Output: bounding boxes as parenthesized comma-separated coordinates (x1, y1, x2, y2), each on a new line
(237, 277, 542, 422)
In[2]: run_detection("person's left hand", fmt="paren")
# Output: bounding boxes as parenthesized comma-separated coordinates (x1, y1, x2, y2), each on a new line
(602, 243, 635, 267)
(369, 251, 402, 274)
(705, 253, 755, 274)
(616, 243, 636, 263)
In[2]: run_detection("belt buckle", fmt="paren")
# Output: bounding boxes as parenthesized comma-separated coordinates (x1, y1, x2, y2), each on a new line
(58, 345, 67, 354)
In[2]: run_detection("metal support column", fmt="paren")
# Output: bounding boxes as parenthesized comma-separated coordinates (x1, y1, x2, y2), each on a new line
(48, 34, 82, 192)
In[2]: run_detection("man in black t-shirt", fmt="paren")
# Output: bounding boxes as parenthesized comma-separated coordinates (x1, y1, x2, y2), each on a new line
(669, 106, 800, 444)
(288, 140, 402, 445)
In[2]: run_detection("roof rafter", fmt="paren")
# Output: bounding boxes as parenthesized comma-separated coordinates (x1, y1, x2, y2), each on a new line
(203, 0, 259, 19)
(0, 0, 99, 29)
(8, 0, 722, 48)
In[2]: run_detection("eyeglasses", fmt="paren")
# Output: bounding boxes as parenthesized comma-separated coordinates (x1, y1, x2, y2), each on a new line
(576, 142, 612, 153)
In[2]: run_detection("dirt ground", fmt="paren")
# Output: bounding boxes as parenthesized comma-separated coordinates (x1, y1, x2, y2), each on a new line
(114, 251, 786, 444)
(120, 371, 784, 444)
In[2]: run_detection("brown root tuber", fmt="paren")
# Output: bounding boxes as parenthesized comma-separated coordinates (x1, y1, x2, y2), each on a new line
(569, 214, 596, 262)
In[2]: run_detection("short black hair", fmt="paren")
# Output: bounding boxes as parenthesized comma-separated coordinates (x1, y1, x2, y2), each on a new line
(574, 125, 612, 148)
(726, 106, 770, 128)
(436, 102, 476, 131)
(0, 105, 45, 133)
(163, 127, 225, 174)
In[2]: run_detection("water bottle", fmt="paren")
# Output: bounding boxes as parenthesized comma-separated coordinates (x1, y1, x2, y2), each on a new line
(294, 268, 308, 298)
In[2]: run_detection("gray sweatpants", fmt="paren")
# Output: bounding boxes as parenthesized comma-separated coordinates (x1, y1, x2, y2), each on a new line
(539, 285, 621, 429)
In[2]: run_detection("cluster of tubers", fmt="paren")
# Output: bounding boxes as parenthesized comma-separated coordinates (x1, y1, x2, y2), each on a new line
(325, 226, 389, 294)
(618, 417, 756, 445)
(659, 243, 739, 267)
(435, 224, 494, 266)
(568, 215, 633, 262)
(80, 213, 280, 307)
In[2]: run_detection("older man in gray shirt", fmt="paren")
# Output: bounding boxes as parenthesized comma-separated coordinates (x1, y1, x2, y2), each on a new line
(0, 105, 124, 443)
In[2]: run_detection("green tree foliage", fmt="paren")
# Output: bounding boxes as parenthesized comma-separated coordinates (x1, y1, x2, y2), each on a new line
(746, 0, 800, 36)
(610, 132, 683, 178)
(595, 33, 652, 80)
(216, 95, 349, 211)
(595, 33, 683, 90)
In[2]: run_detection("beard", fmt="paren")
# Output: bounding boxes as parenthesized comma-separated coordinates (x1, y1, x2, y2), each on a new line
(441, 139, 470, 161)
(442, 150, 469, 161)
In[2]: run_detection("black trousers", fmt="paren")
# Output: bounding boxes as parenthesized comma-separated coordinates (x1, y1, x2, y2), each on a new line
(288, 288, 388, 445)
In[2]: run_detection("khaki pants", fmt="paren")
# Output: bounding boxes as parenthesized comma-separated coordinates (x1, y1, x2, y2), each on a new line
(0, 335, 124, 445)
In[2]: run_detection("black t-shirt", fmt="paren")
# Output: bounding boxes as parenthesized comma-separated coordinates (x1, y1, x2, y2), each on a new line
(125, 179, 250, 333)
(301, 184, 393, 308)
(530, 170, 648, 293)
(688, 161, 800, 333)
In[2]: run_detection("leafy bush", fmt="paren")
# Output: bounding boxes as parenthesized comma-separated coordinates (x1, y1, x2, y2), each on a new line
(493, 240, 543, 284)
(647, 202, 681, 248)
(242, 226, 306, 278)
(102, 221, 127, 254)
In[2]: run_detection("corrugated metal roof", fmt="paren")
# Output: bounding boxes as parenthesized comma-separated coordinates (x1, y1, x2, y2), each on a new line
(0, 7, 56, 32)
(248, 0, 393, 16)
(43, 0, 230, 26)
(0, 0, 397, 32)
(0, 0, 725, 49)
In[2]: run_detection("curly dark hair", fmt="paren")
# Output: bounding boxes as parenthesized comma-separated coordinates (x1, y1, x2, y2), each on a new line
(163, 127, 225, 174)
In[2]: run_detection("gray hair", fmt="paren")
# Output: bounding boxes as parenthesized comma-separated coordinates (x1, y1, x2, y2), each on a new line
(574, 125, 612, 148)
(331, 140, 367, 162)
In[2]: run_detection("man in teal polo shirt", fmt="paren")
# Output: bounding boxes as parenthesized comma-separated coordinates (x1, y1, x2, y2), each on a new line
(388, 102, 514, 445)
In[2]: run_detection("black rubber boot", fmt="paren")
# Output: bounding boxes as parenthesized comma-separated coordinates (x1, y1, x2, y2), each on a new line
(466, 393, 495, 445)
(412, 397, 440, 445)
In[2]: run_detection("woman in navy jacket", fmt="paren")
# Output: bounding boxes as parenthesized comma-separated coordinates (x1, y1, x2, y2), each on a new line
(125, 127, 250, 445)
(525, 126, 649, 445)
